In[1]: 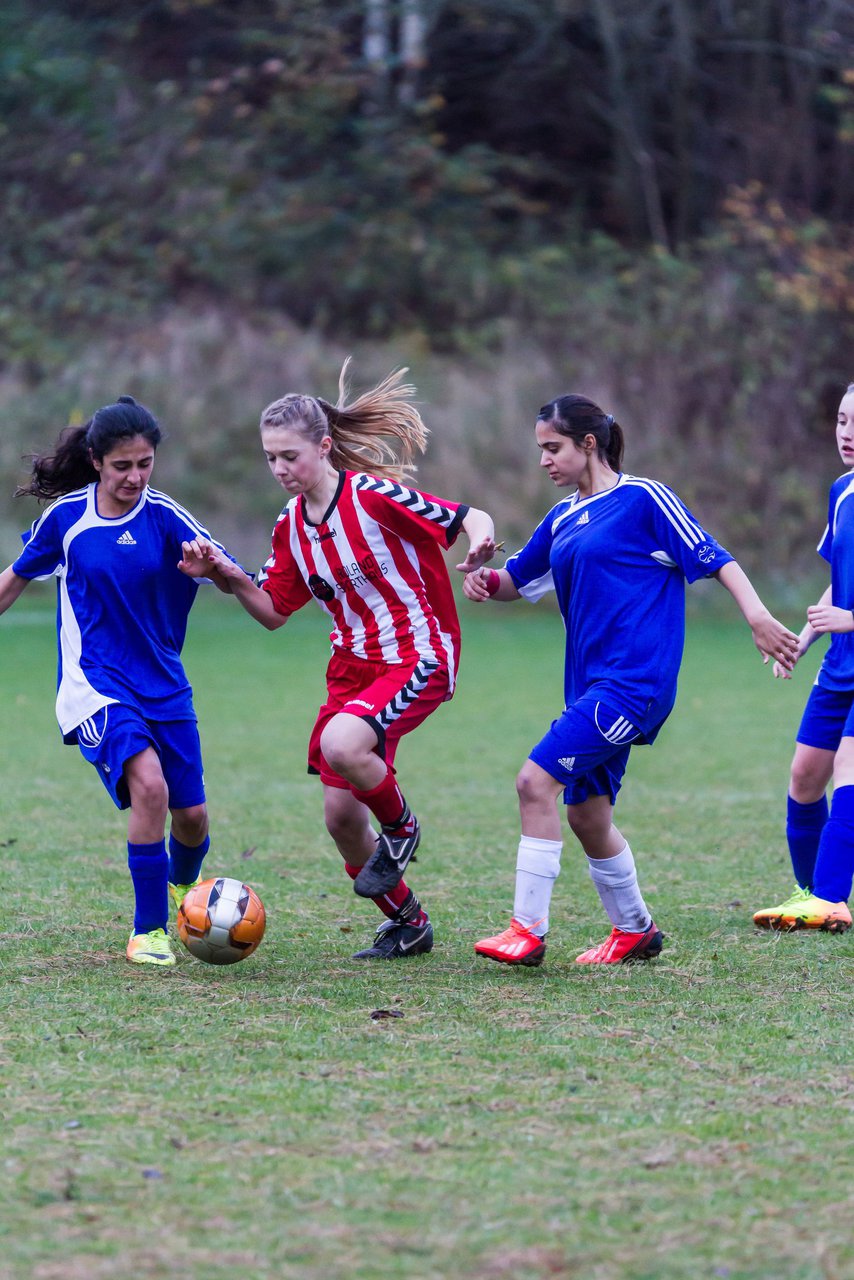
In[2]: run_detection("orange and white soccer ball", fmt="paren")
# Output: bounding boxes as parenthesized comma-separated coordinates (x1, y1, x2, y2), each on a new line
(176, 877, 266, 965)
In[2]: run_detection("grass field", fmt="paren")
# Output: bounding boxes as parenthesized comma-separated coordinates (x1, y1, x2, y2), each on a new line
(1, 586, 853, 1280)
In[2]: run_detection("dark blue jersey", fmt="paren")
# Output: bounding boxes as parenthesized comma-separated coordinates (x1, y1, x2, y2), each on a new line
(816, 473, 854, 691)
(13, 483, 230, 738)
(505, 474, 733, 739)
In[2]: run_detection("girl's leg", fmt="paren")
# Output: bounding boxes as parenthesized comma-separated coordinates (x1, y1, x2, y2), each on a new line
(786, 742, 834, 888)
(168, 803, 210, 898)
(474, 760, 564, 966)
(320, 713, 420, 897)
(323, 783, 431, 958)
(812, 737, 854, 912)
(321, 712, 416, 831)
(512, 759, 566, 935)
(123, 748, 172, 953)
(567, 793, 652, 933)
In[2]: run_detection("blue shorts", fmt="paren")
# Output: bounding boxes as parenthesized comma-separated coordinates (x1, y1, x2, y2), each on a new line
(796, 683, 854, 751)
(75, 704, 206, 811)
(528, 695, 642, 806)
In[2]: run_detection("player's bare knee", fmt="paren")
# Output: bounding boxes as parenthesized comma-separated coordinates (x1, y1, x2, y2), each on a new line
(171, 803, 208, 845)
(515, 762, 551, 807)
(324, 806, 353, 844)
(789, 762, 831, 803)
(319, 724, 354, 776)
(566, 808, 603, 846)
(128, 773, 169, 821)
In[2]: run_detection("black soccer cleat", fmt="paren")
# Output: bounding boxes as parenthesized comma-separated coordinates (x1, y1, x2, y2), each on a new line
(353, 817, 421, 898)
(352, 913, 434, 960)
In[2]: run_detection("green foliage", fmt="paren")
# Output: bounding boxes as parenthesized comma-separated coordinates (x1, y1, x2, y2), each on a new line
(1, 0, 852, 364)
(0, 0, 851, 576)
(2, 598, 854, 1278)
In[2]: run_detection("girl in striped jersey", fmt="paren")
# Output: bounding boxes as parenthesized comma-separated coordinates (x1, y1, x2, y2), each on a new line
(466, 394, 798, 967)
(180, 363, 495, 960)
(0, 397, 239, 967)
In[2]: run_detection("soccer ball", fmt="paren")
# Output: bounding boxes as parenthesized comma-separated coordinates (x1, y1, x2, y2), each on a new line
(176, 877, 266, 965)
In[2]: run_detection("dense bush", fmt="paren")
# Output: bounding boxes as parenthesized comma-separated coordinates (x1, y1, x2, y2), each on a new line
(0, 1, 851, 586)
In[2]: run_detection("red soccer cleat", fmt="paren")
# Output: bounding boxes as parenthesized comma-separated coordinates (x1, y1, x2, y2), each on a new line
(575, 921, 664, 965)
(474, 918, 547, 966)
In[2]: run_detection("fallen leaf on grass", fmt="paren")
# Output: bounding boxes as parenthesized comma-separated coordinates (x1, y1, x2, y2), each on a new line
(370, 1009, 404, 1020)
(240, 846, 256, 859)
(641, 1144, 676, 1169)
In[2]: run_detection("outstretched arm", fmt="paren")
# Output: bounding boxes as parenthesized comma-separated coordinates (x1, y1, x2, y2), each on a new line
(0, 566, 31, 617)
(178, 540, 287, 631)
(714, 561, 798, 671)
(455, 506, 497, 574)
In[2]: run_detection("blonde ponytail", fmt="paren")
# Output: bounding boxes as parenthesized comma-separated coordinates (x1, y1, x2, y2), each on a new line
(261, 359, 429, 482)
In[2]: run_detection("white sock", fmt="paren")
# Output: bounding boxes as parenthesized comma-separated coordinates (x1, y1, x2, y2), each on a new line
(513, 835, 562, 937)
(586, 843, 651, 932)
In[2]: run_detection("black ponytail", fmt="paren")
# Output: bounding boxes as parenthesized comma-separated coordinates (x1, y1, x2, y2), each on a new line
(536, 395, 624, 474)
(16, 396, 161, 500)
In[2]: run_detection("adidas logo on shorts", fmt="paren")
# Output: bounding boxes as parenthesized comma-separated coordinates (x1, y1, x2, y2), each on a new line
(558, 756, 576, 771)
(116, 530, 137, 545)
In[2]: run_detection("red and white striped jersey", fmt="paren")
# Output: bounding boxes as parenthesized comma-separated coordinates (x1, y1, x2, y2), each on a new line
(258, 471, 469, 687)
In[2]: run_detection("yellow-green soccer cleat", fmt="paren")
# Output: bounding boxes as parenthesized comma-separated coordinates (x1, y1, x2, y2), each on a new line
(126, 928, 177, 966)
(753, 887, 852, 933)
(168, 878, 201, 911)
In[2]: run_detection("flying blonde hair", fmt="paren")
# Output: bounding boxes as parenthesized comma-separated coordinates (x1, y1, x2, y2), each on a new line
(259, 358, 429, 481)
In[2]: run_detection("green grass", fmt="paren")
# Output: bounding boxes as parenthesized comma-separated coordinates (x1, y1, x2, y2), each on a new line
(1, 588, 853, 1280)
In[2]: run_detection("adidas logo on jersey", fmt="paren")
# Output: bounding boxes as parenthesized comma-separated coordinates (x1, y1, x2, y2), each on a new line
(116, 530, 137, 545)
(575, 511, 590, 526)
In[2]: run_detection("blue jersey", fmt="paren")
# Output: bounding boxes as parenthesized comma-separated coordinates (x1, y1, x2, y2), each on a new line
(505, 474, 733, 739)
(13, 483, 229, 739)
(816, 473, 854, 691)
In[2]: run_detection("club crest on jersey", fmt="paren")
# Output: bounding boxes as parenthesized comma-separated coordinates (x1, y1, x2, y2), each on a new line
(308, 573, 336, 602)
(116, 530, 137, 545)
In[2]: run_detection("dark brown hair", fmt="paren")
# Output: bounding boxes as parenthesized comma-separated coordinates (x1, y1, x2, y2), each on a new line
(16, 395, 161, 500)
(537, 394, 624, 473)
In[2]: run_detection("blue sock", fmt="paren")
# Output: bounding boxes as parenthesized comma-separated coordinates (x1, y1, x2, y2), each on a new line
(812, 785, 854, 903)
(786, 794, 828, 890)
(168, 833, 210, 886)
(127, 840, 169, 934)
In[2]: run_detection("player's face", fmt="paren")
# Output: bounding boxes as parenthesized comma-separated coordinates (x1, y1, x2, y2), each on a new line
(261, 425, 333, 495)
(92, 435, 155, 516)
(836, 392, 854, 469)
(535, 421, 592, 487)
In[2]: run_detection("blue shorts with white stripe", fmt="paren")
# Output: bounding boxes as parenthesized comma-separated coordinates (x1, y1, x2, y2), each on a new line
(528, 693, 643, 806)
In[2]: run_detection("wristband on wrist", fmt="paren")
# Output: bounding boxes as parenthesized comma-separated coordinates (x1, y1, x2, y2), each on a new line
(484, 569, 501, 597)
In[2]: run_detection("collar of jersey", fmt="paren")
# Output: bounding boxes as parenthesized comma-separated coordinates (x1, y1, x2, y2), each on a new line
(90, 482, 148, 523)
(552, 473, 625, 531)
(300, 470, 347, 528)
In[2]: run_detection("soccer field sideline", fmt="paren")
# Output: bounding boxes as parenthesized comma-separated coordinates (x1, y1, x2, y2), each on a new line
(1, 594, 852, 1280)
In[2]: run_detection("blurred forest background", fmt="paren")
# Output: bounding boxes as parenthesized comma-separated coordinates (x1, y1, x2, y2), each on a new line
(1, 0, 852, 580)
